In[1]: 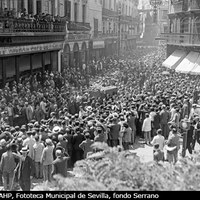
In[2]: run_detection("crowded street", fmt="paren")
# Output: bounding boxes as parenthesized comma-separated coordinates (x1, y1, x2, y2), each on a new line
(1, 45, 200, 191)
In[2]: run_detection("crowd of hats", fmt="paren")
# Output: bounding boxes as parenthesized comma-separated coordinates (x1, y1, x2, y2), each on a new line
(0, 46, 200, 156)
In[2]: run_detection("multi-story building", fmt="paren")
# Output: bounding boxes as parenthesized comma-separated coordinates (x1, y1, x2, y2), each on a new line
(0, 0, 66, 88)
(88, 0, 104, 61)
(62, 0, 91, 71)
(161, 0, 200, 72)
(156, 0, 169, 44)
(101, 0, 140, 57)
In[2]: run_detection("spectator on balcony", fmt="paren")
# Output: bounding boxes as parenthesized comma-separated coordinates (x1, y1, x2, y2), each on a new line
(3, 8, 8, 17)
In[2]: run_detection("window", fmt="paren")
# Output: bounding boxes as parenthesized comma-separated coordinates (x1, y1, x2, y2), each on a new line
(28, 0, 33, 14)
(82, 4, 86, 23)
(162, 10, 168, 20)
(36, 0, 42, 14)
(181, 18, 189, 33)
(74, 3, 78, 22)
(17, 0, 24, 12)
(64, 0, 71, 21)
(163, 25, 168, 33)
(94, 18, 98, 37)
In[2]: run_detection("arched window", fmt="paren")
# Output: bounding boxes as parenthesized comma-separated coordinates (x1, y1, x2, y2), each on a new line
(180, 17, 189, 33)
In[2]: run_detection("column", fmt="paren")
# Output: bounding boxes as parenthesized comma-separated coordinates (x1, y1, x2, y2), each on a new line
(58, 50, 62, 72)
(30, 54, 33, 89)
(2, 58, 6, 87)
(33, 0, 36, 15)
(41, 53, 45, 85)
(55, 0, 58, 16)
(15, 56, 19, 85)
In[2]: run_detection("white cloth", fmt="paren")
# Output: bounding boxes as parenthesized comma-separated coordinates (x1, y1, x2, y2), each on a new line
(151, 135, 165, 150)
(142, 117, 152, 132)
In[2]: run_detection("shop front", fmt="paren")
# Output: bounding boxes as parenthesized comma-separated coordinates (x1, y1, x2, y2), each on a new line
(92, 40, 105, 60)
(0, 42, 63, 88)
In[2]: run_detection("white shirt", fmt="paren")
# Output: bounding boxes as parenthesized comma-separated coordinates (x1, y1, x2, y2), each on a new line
(151, 135, 165, 150)
(142, 117, 152, 132)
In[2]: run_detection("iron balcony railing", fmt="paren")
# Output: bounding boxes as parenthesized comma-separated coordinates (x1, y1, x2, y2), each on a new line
(169, 0, 200, 14)
(189, 0, 200, 11)
(0, 18, 66, 33)
(160, 32, 200, 45)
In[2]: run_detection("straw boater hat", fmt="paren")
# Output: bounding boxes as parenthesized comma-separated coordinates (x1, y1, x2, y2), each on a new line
(52, 126, 61, 134)
(20, 146, 29, 154)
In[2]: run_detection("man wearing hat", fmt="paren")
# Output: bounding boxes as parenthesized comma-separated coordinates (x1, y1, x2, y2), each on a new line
(160, 105, 170, 139)
(18, 146, 35, 191)
(0, 144, 21, 191)
(22, 131, 35, 160)
(72, 128, 85, 163)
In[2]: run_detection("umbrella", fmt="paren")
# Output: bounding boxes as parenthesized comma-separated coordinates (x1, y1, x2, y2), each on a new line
(162, 71, 170, 75)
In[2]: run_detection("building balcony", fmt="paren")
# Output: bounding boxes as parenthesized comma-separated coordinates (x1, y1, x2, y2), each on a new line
(189, 0, 200, 11)
(160, 32, 200, 46)
(0, 18, 66, 46)
(0, 18, 66, 34)
(67, 21, 91, 32)
(169, 1, 184, 14)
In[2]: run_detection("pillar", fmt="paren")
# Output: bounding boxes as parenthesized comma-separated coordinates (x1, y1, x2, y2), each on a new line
(2, 57, 6, 87)
(41, 53, 45, 85)
(33, 0, 36, 15)
(15, 56, 19, 85)
(54, 0, 58, 16)
(58, 50, 62, 72)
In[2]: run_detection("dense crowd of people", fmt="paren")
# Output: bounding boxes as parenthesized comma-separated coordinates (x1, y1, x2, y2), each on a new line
(0, 46, 200, 191)
(0, 7, 65, 23)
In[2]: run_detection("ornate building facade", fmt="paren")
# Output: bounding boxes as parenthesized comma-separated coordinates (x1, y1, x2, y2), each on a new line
(0, 0, 66, 87)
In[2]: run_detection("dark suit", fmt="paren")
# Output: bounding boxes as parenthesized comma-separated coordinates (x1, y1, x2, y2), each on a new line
(19, 156, 35, 191)
(52, 156, 69, 178)
(72, 133, 85, 163)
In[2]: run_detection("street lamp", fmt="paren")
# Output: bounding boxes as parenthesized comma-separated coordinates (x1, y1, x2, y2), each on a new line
(150, 0, 162, 23)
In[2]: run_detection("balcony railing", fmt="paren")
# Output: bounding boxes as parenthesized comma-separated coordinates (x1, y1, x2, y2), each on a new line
(67, 21, 91, 32)
(170, 1, 183, 14)
(0, 18, 66, 33)
(189, 0, 200, 11)
(160, 32, 200, 45)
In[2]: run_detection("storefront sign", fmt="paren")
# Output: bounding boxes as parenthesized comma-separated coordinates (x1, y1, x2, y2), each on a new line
(93, 41, 105, 49)
(0, 42, 64, 56)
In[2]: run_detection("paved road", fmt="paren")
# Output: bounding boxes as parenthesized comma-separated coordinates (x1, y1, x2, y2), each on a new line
(130, 137, 200, 163)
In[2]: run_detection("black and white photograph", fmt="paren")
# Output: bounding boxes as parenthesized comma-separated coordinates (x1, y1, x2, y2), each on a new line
(0, 0, 199, 194)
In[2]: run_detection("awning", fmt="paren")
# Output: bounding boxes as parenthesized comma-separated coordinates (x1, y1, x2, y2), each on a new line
(162, 50, 187, 69)
(175, 51, 200, 73)
(190, 54, 200, 75)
